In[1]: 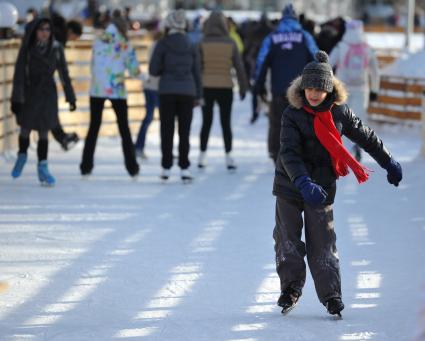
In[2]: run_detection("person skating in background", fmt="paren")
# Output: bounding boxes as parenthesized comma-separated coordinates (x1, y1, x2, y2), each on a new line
(10, 17, 76, 186)
(134, 30, 162, 160)
(149, 9, 202, 183)
(80, 11, 140, 178)
(254, 4, 318, 162)
(329, 19, 380, 161)
(50, 15, 83, 151)
(25, 13, 82, 151)
(272, 51, 402, 317)
(242, 13, 273, 124)
(227, 17, 244, 54)
(187, 14, 203, 46)
(198, 11, 248, 171)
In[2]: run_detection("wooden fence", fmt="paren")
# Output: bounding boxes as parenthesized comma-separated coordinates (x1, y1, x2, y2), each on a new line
(1, 30, 424, 154)
(0, 32, 152, 154)
(368, 75, 425, 121)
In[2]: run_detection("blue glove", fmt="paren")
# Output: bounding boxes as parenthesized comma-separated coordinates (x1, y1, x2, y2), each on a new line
(294, 175, 328, 206)
(385, 158, 402, 187)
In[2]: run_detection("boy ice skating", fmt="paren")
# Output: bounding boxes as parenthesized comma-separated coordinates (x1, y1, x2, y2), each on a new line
(272, 50, 402, 317)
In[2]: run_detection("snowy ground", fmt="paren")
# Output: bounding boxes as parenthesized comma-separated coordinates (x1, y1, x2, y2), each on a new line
(0, 97, 424, 341)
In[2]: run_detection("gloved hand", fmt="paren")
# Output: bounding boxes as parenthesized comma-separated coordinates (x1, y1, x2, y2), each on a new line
(240, 90, 246, 101)
(69, 102, 77, 112)
(11, 101, 22, 115)
(385, 158, 402, 187)
(369, 91, 378, 102)
(294, 175, 328, 206)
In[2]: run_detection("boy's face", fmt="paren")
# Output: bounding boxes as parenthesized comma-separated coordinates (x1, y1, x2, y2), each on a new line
(304, 88, 328, 107)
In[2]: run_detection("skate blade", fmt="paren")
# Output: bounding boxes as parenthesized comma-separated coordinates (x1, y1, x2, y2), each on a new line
(65, 140, 79, 151)
(280, 302, 298, 316)
(334, 313, 343, 319)
(227, 166, 237, 173)
(181, 177, 193, 184)
(40, 181, 55, 187)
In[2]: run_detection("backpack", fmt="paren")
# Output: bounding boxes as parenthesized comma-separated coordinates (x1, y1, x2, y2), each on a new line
(342, 43, 369, 86)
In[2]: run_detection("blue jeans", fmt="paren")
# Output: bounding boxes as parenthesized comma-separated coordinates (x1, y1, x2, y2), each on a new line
(135, 89, 159, 151)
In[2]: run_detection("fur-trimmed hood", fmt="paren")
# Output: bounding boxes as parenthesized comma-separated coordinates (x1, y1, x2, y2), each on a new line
(286, 76, 348, 109)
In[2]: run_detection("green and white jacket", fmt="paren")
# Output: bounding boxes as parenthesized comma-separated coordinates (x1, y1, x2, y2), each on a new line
(90, 24, 139, 99)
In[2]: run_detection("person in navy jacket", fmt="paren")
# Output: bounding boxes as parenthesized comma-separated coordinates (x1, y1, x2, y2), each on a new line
(254, 4, 318, 162)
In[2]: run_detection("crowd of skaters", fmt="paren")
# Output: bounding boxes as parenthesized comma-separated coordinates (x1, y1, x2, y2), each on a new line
(5, 2, 407, 320)
(8, 4, 382, 185)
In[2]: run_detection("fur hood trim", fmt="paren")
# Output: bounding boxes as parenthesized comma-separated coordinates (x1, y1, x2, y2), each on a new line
(286, 76, 348, 109)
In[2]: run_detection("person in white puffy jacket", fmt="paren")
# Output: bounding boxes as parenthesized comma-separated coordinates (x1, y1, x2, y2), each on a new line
(329, 20, 379, 161)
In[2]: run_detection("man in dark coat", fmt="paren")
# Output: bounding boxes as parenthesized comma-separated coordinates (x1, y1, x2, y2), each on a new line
(254, 4, 318, 162)
(11, 17, 76, 186)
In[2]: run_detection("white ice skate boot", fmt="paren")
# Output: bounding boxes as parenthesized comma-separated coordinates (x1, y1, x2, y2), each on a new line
(198, 151, 206, 169)
(225, 152, 237, 172)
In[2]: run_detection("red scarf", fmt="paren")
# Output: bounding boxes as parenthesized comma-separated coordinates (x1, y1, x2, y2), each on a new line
(303, 105, 371, 183)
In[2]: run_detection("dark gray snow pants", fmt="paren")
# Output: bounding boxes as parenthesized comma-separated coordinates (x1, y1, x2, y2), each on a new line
(273, 197, 342, 304)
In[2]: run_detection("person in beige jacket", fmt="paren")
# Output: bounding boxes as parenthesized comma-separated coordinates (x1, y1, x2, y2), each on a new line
(198, 11, 248, 171)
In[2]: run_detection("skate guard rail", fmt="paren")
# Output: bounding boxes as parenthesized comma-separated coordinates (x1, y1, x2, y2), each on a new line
(0, 33, 152, 154)
(368, 75, 424, 121)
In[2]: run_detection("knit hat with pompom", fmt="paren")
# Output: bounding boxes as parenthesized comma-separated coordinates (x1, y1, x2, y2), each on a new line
(164, 9, 187, 31)
(300, 50, 334, 93)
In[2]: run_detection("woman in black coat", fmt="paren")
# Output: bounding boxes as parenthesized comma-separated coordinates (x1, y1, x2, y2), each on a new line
(10, 17, 76, 186)
(149, 9, 202, 183)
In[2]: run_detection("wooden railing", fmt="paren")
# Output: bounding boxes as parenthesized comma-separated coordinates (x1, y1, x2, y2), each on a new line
(0, 39, 19, 152)
(368, 75, 424, 121)
(0, 32, 152, 154)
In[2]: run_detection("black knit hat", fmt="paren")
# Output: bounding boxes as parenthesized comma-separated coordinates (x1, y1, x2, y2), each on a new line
(300, 50, 334, 93)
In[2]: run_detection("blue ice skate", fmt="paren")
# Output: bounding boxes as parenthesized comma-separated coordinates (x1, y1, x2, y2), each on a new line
(11, 153, 27, 178)
(37, 161, 56, 186)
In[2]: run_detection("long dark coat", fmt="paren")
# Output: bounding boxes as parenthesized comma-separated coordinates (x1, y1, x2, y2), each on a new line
(11, 18, 75, 131)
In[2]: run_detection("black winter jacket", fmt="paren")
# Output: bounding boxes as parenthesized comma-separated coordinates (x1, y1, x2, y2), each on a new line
(12, 18, 75, 131)
(149, 32, 202, 99)
(273, 76, 392, 204)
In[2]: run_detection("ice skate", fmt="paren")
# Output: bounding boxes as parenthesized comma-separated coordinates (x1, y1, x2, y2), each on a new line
(60, 132, 79, 151)
(326, 297, 344, 318)
(198, 152, 206, 169)
(37, 161, 55, 187)
(277, 287, 300, 315)
(160, 168, 171, 181)
(181, 169, 193, 184)
(225, 152, 237, 172)
(11, 153, 27, 178)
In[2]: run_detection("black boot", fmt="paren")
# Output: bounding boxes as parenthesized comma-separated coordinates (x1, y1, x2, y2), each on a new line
(326, 297, 344, 316)
(61, 132, 79, 151)
(277, 287, 301, 315)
